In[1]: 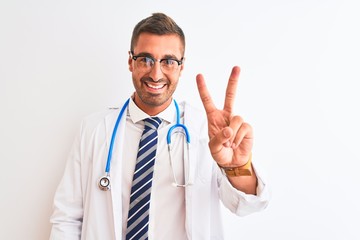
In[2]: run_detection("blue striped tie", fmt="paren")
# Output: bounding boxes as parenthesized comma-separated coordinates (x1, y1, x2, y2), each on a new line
(126, 117, 162, 240)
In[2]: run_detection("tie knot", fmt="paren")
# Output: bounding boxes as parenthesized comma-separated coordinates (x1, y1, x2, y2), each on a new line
(144, 117, 162, 130)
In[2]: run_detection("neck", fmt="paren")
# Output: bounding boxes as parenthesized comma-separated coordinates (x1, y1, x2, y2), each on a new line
(133, 94, 173, 116)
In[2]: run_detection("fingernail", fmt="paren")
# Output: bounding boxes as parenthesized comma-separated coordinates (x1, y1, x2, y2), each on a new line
(224, 141, 231, 147)
(223, 129, 230, 138)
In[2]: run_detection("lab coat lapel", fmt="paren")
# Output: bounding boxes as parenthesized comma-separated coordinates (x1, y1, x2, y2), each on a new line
(183, 102, 203, 239)
(105, 106, 127, 240)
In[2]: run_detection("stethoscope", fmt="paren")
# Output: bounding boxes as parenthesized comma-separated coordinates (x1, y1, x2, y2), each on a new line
(98, 98, 191, 191)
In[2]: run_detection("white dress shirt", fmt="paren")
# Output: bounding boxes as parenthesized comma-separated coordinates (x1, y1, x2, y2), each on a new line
(121, 98, 187, 240)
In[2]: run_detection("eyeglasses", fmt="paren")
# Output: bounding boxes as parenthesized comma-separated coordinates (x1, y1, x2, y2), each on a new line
(130, 51, 183, 74)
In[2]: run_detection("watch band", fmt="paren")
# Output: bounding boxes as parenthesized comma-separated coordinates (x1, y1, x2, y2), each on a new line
(218, 153, 252, 177)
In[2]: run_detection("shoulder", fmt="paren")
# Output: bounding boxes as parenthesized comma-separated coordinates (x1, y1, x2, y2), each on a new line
(83, 108, 118, 125)
(80, 107, 120, 134)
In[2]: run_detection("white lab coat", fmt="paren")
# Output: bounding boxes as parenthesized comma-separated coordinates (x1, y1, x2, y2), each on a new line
(50, 100, 270, 240)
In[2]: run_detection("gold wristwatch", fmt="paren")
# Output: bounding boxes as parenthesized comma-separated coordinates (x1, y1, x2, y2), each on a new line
(218, 153, 252, 177)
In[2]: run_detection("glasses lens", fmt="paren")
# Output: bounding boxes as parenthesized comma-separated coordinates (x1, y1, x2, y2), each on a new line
(136, 57, 154, 72)
(160, 59, 179, 74)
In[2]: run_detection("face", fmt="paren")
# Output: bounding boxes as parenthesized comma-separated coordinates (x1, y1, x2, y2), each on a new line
(129, 33, 185, 115)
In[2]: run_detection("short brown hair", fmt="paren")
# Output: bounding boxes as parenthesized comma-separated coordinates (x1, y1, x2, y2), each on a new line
(130, 13, 185, 55)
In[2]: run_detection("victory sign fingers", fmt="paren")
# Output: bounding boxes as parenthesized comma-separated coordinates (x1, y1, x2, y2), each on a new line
(196, 66, 253, 166)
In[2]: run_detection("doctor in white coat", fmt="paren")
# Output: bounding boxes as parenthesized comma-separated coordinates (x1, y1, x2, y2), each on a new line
(50, 13, 270, 240)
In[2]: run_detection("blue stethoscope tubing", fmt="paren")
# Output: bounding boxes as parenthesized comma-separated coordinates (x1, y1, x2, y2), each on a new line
(105, 98, 130, 174)
(99, 98, 190, 190)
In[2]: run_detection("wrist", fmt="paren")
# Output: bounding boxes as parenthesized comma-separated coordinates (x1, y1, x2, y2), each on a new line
(218, 153, 253, 177)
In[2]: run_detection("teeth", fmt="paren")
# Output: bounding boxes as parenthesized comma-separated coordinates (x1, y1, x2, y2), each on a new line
(147, 83, 164, 89)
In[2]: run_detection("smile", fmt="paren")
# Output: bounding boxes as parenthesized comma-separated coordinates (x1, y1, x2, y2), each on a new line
(146, 82, 166, 90)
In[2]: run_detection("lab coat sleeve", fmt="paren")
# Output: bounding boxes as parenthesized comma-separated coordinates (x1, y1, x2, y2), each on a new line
(217, 161, 270, 216)
(49, 122, 84, 240)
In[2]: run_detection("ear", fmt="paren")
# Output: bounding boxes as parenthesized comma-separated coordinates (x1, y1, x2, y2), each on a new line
(179, 57, 185, 77)
(128, 51, 134, 72)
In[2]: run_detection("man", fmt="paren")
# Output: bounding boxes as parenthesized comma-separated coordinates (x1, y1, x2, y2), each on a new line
(50, 13, 269, 240)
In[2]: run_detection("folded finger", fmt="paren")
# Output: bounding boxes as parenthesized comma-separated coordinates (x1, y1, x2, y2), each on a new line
(232, 122, 253, 148)
(208, 127, 233, 155)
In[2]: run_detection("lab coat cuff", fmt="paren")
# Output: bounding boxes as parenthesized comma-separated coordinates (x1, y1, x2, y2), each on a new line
(219, 162, 270, 216)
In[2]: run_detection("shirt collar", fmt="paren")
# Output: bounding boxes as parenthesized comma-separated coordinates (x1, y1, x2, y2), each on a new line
(128, 97, 177, 124)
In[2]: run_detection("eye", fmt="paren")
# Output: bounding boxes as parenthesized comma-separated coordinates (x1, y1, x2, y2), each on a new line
(137, 57, 154, 67)
(162, 59, 177, 66)
(139, 57, 154, 65)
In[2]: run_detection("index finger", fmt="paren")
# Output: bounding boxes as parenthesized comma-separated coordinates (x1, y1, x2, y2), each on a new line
(223, 66, 240, 113)
(196, 73, 217, 114)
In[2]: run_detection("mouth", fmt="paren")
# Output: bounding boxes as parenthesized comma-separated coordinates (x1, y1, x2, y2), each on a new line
(145, 82, 166, 90)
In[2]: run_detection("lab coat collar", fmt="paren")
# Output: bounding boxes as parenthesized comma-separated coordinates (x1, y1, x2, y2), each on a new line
(128, 97, 176, 125)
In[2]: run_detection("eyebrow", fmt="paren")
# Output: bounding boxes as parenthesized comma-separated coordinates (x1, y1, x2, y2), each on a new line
(134, 52, 181, 61)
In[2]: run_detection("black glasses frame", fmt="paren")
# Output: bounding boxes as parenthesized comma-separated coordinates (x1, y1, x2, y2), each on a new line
(130, 51, 184, 67)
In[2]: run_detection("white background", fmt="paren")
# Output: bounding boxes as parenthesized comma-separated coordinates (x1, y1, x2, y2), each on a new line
(1, 0, 360, 239)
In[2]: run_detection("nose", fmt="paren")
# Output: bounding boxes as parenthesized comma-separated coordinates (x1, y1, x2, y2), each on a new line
(148, 61, 164, 82)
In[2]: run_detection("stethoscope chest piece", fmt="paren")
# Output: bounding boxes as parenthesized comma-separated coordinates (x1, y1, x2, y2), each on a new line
(98, 175, 111, 191)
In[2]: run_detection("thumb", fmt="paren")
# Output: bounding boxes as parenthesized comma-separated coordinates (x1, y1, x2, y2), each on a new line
(209, 127, 233, 154)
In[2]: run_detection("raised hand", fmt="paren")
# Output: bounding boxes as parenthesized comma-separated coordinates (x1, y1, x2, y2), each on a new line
(196, 66, 253, 168)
